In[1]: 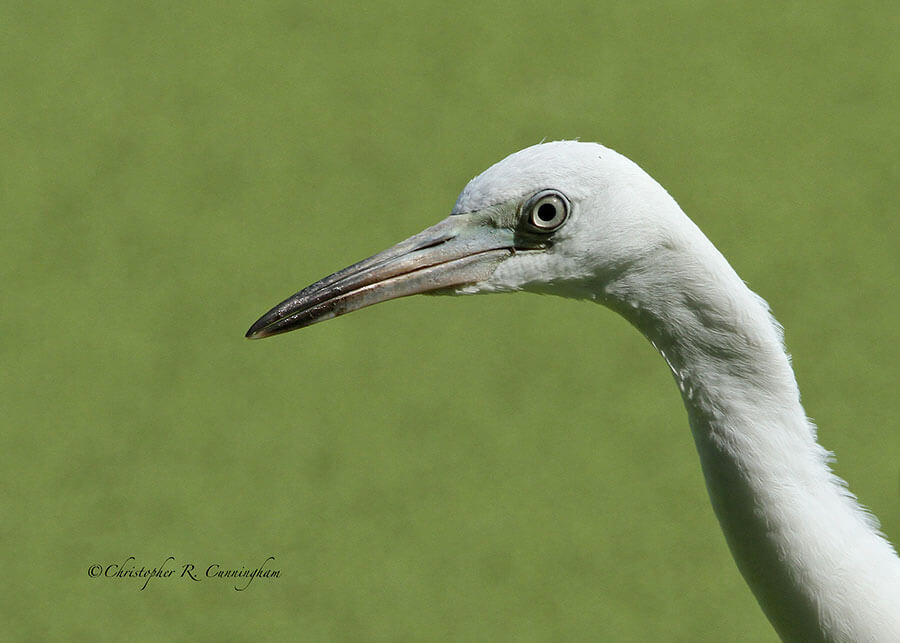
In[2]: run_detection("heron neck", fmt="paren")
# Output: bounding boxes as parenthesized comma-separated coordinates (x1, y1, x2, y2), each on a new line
(600, 242, 900, 642)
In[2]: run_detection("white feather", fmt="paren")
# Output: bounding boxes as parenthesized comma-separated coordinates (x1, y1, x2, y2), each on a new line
(454, 141, 900, 642)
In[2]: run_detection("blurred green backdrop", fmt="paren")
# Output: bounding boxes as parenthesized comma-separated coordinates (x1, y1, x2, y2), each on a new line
(3, 1, 898, 640)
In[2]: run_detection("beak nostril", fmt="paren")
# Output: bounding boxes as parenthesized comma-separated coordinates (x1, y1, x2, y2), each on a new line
(415, 234, 456, 252)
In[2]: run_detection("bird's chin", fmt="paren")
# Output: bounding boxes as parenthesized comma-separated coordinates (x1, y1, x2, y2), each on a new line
(422, 286, 468, 296)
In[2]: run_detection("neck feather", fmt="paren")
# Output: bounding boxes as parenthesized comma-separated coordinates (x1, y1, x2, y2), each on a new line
(599, 225, 900, 642)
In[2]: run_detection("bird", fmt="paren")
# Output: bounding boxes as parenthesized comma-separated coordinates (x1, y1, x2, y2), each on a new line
(246, 141, 900, 642)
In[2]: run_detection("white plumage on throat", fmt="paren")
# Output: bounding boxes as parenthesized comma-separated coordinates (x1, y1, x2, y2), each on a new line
(453, 141, 900, 642)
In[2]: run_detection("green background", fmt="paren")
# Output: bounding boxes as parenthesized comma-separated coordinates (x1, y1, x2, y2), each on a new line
(3, 2, 898, 640)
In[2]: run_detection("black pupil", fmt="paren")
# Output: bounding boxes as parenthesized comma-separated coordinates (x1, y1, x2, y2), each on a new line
(537, 202, 558, 222)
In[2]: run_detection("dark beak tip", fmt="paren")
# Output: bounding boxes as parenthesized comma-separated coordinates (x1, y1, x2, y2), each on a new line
(245, 319, 270, 339)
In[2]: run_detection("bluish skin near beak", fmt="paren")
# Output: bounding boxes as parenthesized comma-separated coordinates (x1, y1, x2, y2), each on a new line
(245, 212, 515, 339)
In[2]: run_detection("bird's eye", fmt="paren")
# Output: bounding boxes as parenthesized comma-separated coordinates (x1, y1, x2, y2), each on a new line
(524, 190, 569, 232)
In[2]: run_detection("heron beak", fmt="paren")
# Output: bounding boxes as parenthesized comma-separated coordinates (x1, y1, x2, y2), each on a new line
(245, 212, 514, 339)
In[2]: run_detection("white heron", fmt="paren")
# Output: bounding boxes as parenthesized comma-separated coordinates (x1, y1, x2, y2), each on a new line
(246, 141, 900, 641)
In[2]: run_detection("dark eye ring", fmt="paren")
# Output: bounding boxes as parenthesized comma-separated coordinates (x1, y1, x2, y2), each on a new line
(524, 190, 569, 232)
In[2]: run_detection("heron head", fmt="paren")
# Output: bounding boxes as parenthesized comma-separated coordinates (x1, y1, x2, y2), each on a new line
(246, 140, 682, 338)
